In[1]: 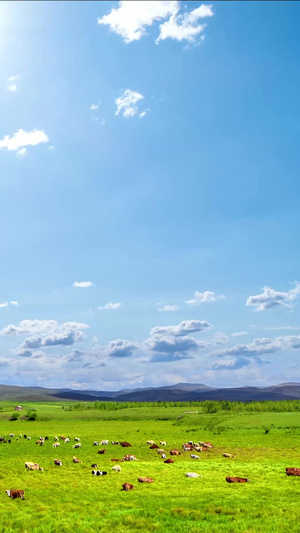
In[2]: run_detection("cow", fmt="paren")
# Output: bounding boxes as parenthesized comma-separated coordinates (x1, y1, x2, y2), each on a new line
(9, 434, 14, 438)
(122, 483, 134, 491)
(123, 455, 137, 461)
(193, 445, 202, 452)
(100, 440, 109, 445)
(59, 436, 66, 441)
(223, 453, 235, 458)
(73, 443, 81, 449)
(203, 442, 214, 448)
(93, 441, 99, 446)
(44, 436, 49, 441)
(160, 441, 167, 446)
(191, 454, 200, 459)
(27, 437, 31, 441)
(286, 467, 300, 476)
(73, 456, 82, 463)
(149, 444, 159, 449)
(91, 464, 98, 468)
(157, 449, 165, 454)
(183, 444, 193, 451)
(54, 436, 58, 441)
(170, 450, 181, 456)
(188, 441, 193, 445)
(164, 458, 174, 464)
(54, 460, 63, 466)
(161, 454, 167, 459)
(74, 438, 80, 442)
(111, 441, 119, 445)
(98, 449, 106, 455)
(120, 442, 131, 447)
(36, 440, 44, 446)
(53, 442, 60, 448)
(138, 477, 154, 483)
(6, 490, 25, 500)
(226, 476, 250, 483)
(25, 462, 43, 471)
(112, 465, 121, 471)
(64, 438, 70, 443)
(92, 470, 107, 476)
(147, 440, 155, 445)
(186, 472, 201, 478)
(111, 458, 121, 462)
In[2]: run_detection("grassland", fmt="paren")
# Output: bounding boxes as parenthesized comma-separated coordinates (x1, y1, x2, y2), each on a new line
(1, 401, 300, 532)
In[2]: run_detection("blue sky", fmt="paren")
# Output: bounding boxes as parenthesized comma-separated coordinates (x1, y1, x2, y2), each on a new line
(0, 1, 300, 390)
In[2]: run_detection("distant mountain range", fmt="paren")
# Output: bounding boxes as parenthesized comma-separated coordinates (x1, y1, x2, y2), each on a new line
(1, 382, 300, 402)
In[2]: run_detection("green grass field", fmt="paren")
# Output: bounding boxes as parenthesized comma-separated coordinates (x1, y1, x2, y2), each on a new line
(1, 401, 300, 532)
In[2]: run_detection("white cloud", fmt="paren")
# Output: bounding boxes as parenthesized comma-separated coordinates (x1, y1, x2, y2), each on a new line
(146, 334, 206, 361)
(186, 290, 225, 306)
(97, 2, 213, 45)
(103, 339, 138, 358)
(47, 145, 55, 151)
(0, 129, 49, 153)
(98, 1, 179, 43)
(16, 148, 27, 158)
(0, 301, 19, 309)
(213, 332, 229, 345)
(0, 302, 9, 308)
(157, 305, 179, 312)
(115, 89, 145, 118)
(0, 319, 89, 337)
(98, 302, 122, 310)
(90, 104, 99, 110)
(246, 282, 300, 312)
(139, 109, 149, 118)
(231, 331, 249, 338)
(73, 281, 93, 288)
(8, 83, 17, 92)
(211, 334, 300, 359)
(7, 75, 20, 82)
(10, 301, 18, 307)
(150, 319, 212, 337)
(156, 3, 213, 44)
(7, 75, 20, 92)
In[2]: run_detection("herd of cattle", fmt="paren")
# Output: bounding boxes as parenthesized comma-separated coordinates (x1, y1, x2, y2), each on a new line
(2, 433, 300, 499)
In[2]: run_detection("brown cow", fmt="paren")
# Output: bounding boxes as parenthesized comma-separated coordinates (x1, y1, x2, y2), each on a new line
(182, 444, 193, 450)
(54, 459, 62, 466)
(223, 453, 235, 458)
(286, 467, 300, 476)
(122, 483, 134, 491)
(73, 456, 81, 463)
(120, 442, 131, 447)
(164, 458, 174, 464)
(226, 476, 250, 483)
(111, 458, 121, 462)
(170, 449, 181, 456)
(6, 490, 25, 499)
(149, 444, 159, 449)
(203, 442, 214, 448)
(97, 449, 106, 454)
(138, 477, 154, 483)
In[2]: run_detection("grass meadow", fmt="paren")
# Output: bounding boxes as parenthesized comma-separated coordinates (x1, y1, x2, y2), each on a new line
(1, 401, 300, 532)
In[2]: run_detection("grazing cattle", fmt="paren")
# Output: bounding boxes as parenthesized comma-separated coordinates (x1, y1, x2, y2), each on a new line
(149, 444, 159, 450)
(170, 449, 181, 456)
(9, 434, 14, 438)
(112, 465, 121, 471)
(157, 449, 165, 454)
(59, 436, 66, 441)
(54, 436, 58, 441)
(226, 476, 250, 483)
(100, 440, 109, 445)
(223, 453, 235, 458)
(191, 454, 200, 459)
(8, 439, 11, 444)
(54, 460, 62, 466)
(36, 440, 44, 446)
(23, 435, 27, 439)
(44, 436, 48, 441)
(164, 458, 174, 464)
(111, 441, 119, 445)
(53, 442, 60, 448)
(147, 440, 155, 445)
(64, 438, 70, 443)
(25, 462, 43, 471)
(286, 467, 300, 476)
(123, 455, 137, 461)
(203, 442, 214, 448)
(91, 464, 98, 468)
(120, 442, 131, 447)
(183, 444, 193, 451)
(186, 472, 201, 478)
(193, 445, 202, 452)
(111, 458, 121, 462)
(93, 441, 99, 446)
(27, 437, 31, 441)
(6, 490, 25, 500)
(73, 443, 81, 449)
(98, 449, 106, 455)
(19, 434, 22, 439)
(161, 454, 167, 459)
(92, 470, 107, 476)
(138, 477, 154, 483)
(74, 438, 80, 442)
(73, 456, 82, 463)
(122, 483, 134, 491)
(160, 441, 167, 446)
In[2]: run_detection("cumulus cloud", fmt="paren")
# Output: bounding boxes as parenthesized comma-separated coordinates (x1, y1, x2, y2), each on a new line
(17, 148, 27, 158)
(98, 1, 213, 45)
(231, 331, 249, 337)
(150, 319, 212, 337)
(103, 339, 138, 358)
(156, 3, 213, 44)
(115, 89, 145, 118)
(98, 302, 122, 310)
(0, 319, 89, 337)
(210, 356, 264, 371)
(246, 282, 300, 312)
(213, 332, 229, 345)
(0, 129, 49, 153)
(146, 334, 206, 360)
(73, 281, 93, 288)
(186, 290, 225, 306)
(211, 335, 300, 360)
(157, 305, 179, 312)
